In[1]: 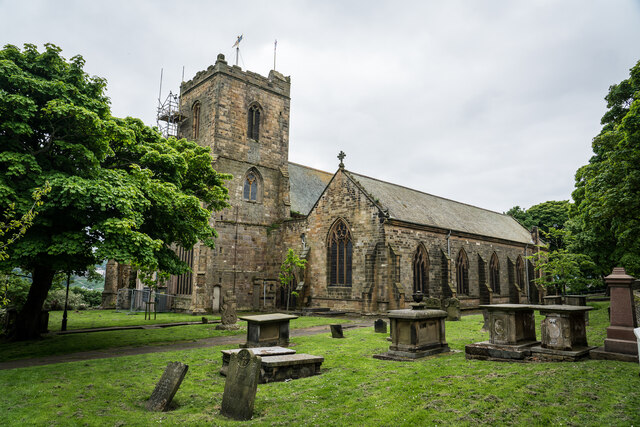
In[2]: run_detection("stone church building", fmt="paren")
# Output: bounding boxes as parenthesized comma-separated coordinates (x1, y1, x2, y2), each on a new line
(103, 53, 543, 314)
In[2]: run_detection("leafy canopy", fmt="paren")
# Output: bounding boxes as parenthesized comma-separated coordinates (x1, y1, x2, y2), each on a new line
(0, 43, 230, 278)
(570, 59, 640, 276)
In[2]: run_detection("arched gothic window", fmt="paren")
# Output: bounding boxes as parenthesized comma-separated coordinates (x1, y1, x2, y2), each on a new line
(456, 249, 469, 295)
(192, 102, 201, 139)
(516, 256, 525, 290)
(489, 252, 500, 294)
(413, 245, 429, 295)
(328, 219, 352, 286)
(243, 169, 260, 202)
(248, 104, 261, 141)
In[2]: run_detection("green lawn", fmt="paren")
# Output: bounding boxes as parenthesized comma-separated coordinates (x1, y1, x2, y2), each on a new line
(0, 311, 355, 362)
(1, 302, 638, 425)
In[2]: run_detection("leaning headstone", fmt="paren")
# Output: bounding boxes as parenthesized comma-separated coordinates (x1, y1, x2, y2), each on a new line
(221, 349, 261, 421)
(330, 324, 344, 338)
(374, 319, 387, 334)
(146, 362, 189, 412)
(216, 290, 239, 330)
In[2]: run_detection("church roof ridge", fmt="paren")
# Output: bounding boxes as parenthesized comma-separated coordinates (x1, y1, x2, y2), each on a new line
(287, 161, 333, 177)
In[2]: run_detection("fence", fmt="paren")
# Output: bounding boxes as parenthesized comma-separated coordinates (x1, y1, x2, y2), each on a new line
(116, 288, 191, 313)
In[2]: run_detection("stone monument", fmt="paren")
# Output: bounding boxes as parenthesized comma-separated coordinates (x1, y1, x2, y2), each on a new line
(443, 297, 461, 321)
(330, 324, 344, 338)
(216, 290, 240, 330)
(145, 362, 189, 412)
(591, 267, 639, 362)
(221, 349, 261, 421)
(374, 291, 450, 360)
(374, 319, 387, 334)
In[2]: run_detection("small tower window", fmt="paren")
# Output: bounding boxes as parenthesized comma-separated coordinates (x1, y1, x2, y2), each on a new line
(192, 102, 201, 139)
(248, 104, 260, 141)
(244, 171, 258, 201)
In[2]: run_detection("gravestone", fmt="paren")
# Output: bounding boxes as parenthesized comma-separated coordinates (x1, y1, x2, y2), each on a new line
(330, 324, 344, 338)
(374, 319, 387, 334)
(216, 290, 239, 330)
(443, 297, 461, 321)
(221, 349, 261, 421)
(145, 362, 189, 412)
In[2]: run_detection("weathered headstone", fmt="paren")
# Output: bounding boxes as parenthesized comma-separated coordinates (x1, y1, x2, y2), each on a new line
(145, 362, 189, 412)
(330, 324, 344, 338)
(374, 319, 387, 334)
(443, 297, 461, 321)
(216, 290, 239, 330)
(221, 349, 261, 421)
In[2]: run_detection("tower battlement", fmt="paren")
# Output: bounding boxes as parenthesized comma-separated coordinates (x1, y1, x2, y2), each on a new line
(181, 53, 290, 98)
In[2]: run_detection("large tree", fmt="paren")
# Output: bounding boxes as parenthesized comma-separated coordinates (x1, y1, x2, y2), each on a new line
(0, 44, 229, 340)
(506, 200, 571, 251)
(570, 59, 640, 276)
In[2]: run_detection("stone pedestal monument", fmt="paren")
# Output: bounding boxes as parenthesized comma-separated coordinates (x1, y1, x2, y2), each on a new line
(374, 291, 450, 360)
(591, 267, 638, 362)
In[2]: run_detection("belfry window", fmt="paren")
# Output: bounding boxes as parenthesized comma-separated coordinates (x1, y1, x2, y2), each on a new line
(490, 252, 500, 294)
(248, 104, 260, 141)
(456, 249, 469, 295)
(413, 245, 429, 295)
(328, 219, 352, 286)
(192, 102, 201, 139)
(243, 171, 259, 201)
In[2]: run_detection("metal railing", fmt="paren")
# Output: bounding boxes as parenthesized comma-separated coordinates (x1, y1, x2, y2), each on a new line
(116, 288, 191, 313)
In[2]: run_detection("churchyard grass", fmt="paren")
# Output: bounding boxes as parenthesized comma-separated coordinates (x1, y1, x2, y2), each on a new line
(0, 313, 355, 362)
(1, 302, 638, 425)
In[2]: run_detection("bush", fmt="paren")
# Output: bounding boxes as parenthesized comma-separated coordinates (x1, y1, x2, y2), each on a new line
(44, 288, 87, 311)
(0, 273, 32, 311)
(71, 287, 102, 307)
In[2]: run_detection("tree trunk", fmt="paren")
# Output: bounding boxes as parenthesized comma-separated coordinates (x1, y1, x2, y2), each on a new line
(11, 265, 56, 341)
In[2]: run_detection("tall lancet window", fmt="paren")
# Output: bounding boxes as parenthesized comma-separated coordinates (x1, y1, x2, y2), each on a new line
(328, 219, 352, 286)
(456, 249, 469, 295)
(413, 245, 429, 295)
(192, 102, 201, 139)
(248, 104, 261, 141)
(490, 252, 500, 294)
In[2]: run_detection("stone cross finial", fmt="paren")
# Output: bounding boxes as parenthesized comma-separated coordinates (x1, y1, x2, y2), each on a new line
(338, 151, 346, 169)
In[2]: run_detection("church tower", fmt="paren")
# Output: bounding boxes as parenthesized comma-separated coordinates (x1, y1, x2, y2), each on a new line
(174, 53, 292, 312)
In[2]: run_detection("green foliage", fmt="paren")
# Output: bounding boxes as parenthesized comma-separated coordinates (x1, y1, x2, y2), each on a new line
(528, 228, 600, 294)
(0, 273, 31, 309)
(69, 287, 101, 307)
(279, 248, 307, 310)
(571, 59, 640, 276)
(0, 43, 230, 338)
(43, 288, 86, 311)
(506, 201, 571, 251)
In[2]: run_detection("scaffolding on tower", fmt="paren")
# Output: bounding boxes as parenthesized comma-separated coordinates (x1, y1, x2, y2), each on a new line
(157, 90, 184, 138)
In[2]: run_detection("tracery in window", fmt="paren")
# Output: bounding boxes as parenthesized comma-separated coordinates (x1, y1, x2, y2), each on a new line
(243, 169, 260, 202)
(328, 219, 352, 286)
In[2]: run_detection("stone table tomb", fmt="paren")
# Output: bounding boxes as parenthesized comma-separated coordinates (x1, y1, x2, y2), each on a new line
(239, 313, 298, 348)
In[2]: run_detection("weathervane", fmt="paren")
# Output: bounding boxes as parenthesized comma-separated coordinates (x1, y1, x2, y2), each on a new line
(232, 34, 243, 66)
(338, 151, 346, 169)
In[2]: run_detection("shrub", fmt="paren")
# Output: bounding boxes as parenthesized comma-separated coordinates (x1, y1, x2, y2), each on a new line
(44, 289, 87, 311)
(71, 287, 102, 307)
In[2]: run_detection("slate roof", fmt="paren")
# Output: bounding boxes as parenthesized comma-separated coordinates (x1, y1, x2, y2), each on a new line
(345, 171, 534, 244)
(288, 162, 333, 215)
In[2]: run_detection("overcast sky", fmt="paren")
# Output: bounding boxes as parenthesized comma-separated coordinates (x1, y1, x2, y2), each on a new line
(3, 0, 640, 213)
